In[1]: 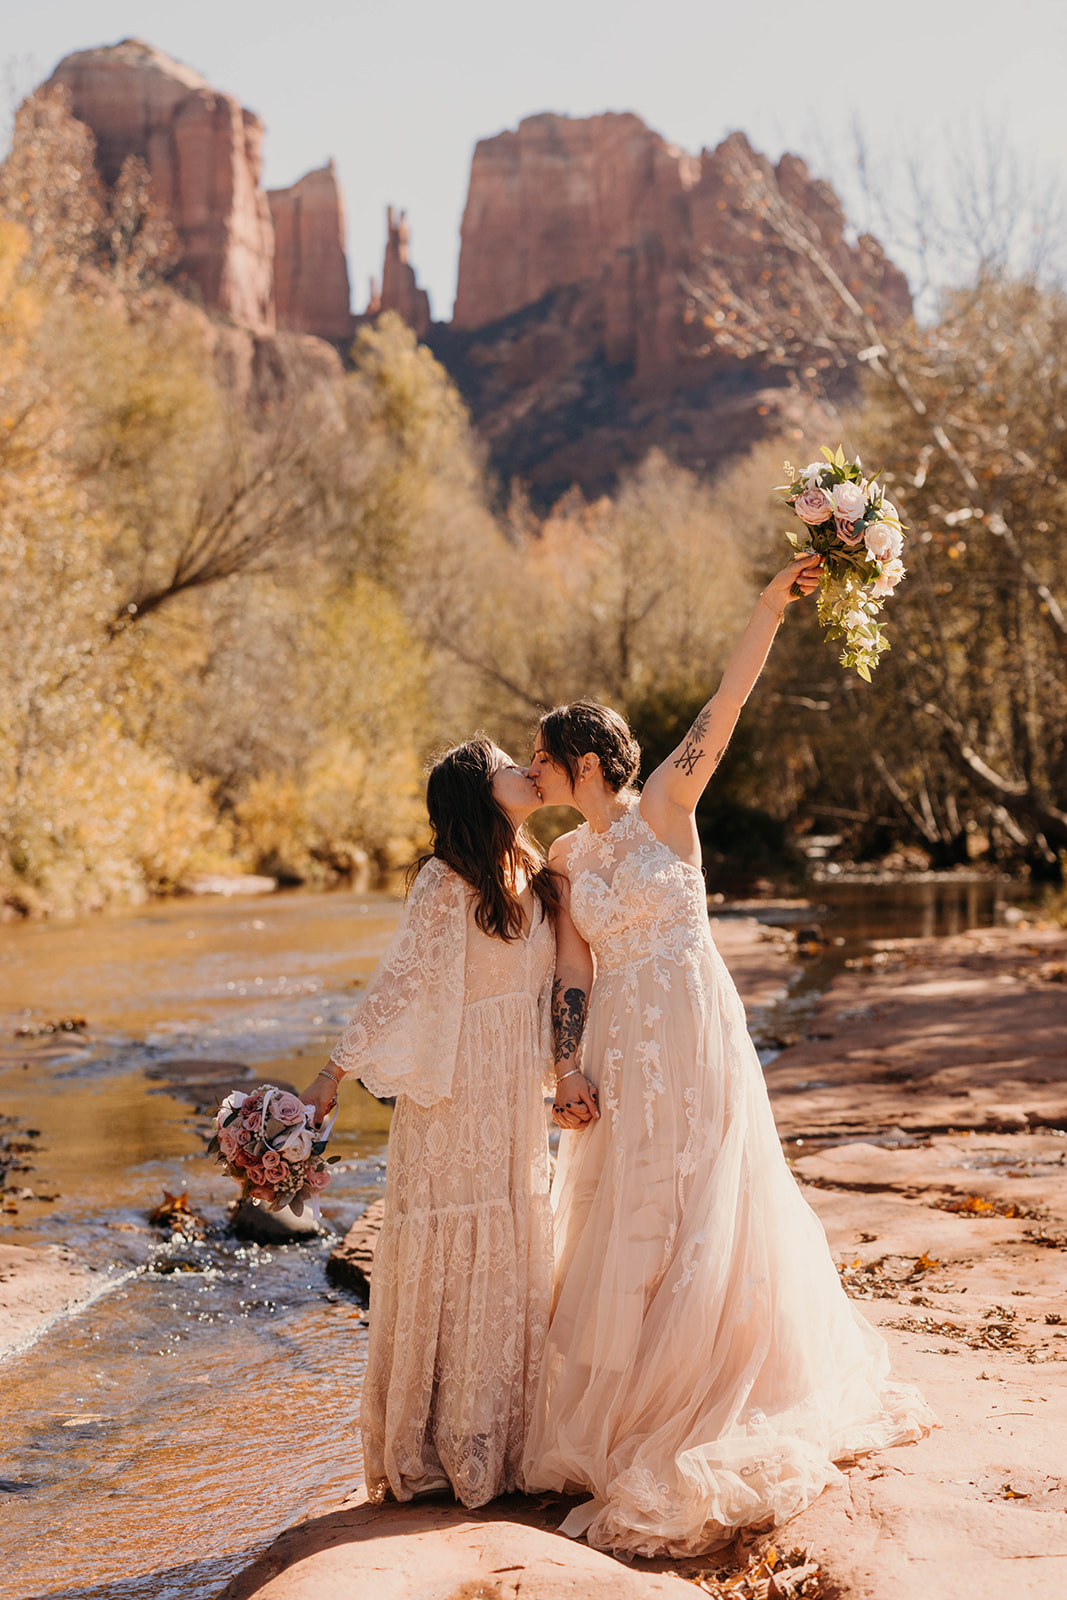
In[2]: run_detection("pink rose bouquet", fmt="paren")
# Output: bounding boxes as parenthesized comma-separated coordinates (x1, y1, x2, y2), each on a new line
(209, 1085, 337, 1220)
(777, 445, 907, 679)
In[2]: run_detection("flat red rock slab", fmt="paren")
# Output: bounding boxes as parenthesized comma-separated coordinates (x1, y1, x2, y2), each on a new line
(765, 926, 1067, 1140)
(0, 1242, 111, 1358)
(218, 1494, 696, 1600)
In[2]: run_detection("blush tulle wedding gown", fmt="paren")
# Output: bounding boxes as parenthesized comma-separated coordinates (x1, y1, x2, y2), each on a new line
(522, 805, 936, 1556)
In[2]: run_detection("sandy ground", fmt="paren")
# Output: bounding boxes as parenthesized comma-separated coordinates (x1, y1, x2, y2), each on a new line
(0, 1241, 112, 1360)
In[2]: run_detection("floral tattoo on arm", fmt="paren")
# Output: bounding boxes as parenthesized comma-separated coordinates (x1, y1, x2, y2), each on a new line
(673, 707, 726, 779)
(552, 979, 588, 1069)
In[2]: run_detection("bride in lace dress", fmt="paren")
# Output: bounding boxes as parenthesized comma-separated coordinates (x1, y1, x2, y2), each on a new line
(522, 557, 936, 1556)
(301, 738, 558, 1508)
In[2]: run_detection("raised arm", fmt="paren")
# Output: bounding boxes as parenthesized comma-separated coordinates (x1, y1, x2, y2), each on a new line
(643, 554, 822, 819)
(546, 834, 599, 1130)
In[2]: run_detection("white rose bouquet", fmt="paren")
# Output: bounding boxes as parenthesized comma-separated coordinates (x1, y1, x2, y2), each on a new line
(209, 1085, 337, 1219)
(778, 446, 906, 679)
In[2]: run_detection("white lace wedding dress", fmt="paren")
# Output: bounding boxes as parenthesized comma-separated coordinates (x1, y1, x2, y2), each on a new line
(522, 806, 936, 1556)
(330, 857, 556, 1508)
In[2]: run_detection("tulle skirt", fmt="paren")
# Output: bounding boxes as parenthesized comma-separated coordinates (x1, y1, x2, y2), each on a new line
(522, 939, 936, 1556)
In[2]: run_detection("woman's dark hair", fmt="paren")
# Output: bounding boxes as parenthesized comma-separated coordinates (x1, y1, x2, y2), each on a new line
(421, 736, 561, 939)
(538, 700, 641, 795)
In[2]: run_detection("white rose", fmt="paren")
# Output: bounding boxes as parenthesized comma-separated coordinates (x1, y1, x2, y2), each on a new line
(870, 557, 905, 598)
(844, 607, 868, 630)
(278, 1126, 314, 1162)
(832, 481, 867, 523)
(864, 522, 904, 561)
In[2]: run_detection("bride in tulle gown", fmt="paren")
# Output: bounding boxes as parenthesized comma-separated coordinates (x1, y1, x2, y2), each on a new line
(522, 555, 937, 1557)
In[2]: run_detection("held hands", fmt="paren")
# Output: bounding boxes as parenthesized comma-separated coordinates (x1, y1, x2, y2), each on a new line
(762, 552, 824, 616)
(552, 1069, 600, 1131)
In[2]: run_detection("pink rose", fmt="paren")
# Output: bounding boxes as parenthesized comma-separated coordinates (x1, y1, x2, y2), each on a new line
(268, 1091, 307, 1127)
(249, 1183, 275, 1203)
(864, 522, 903, 562)
(217, 1128, 240, 1161)
(244, 1162, 268, 1186)
(871, 557, 905, 598)
(834, 516, 866, 547)
(832, 481, 867, 523)
(306, 1165, 331, 1191)
(261, 1150, 287, 1181)
(794, 486, 834, 525)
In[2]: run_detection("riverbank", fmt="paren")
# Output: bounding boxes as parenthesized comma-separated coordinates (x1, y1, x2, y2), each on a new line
(0, 1241, 113, 1360)
(219, 918, 1067, 1600)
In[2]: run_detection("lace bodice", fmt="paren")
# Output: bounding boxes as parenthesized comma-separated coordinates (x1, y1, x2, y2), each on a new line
(330, 857, 554, 1105)
(567, 806, 709, 977)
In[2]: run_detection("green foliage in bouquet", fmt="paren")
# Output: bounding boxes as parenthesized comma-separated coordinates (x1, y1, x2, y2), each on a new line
(777, 446, 906, 682)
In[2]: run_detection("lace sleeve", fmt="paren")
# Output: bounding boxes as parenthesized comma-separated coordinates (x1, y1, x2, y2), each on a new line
(328, 857, 469, 1107)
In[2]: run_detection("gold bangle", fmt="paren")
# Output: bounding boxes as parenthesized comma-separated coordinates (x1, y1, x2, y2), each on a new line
(759, 591, 784, 623)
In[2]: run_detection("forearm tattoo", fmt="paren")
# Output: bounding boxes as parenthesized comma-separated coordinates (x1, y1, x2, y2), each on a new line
(552, 980, 588, 1066)
(673, 707, 726, 779)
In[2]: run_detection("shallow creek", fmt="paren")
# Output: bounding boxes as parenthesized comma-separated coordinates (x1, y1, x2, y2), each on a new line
(0, 876, 1034, 1600)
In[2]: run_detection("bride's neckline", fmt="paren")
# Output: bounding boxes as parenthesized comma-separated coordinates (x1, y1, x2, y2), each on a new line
(583, 798, 640, 836)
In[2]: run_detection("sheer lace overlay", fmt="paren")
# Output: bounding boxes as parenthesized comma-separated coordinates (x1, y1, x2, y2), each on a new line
(522, 806, 936, 1556)
(337, 859, 556, 1509)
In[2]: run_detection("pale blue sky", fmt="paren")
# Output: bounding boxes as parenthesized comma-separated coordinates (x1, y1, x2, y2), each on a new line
(3, 1, 1065, 319)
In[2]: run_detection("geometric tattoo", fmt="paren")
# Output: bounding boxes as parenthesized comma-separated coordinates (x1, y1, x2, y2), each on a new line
(552, 979, 588, 1066)
(673, 706, 711, 777)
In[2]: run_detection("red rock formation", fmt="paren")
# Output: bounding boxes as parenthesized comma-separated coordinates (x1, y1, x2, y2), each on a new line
(374, 206, 431, 336)
(268, 162, 354, 345)
(437, 113, 911, 498)
(454, 113, 908, 376)
(49, 39, 275, 333)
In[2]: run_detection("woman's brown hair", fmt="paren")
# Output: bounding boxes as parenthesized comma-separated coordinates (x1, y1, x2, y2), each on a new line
(537, 700, 641, 795)
(422, 736, 561, 938)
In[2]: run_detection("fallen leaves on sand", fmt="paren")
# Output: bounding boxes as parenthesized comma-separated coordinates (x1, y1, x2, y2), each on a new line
(935, 1193, 1042, 1219)
(684, 1545, 824, 1599)
(885, 1309, 1018, 1350)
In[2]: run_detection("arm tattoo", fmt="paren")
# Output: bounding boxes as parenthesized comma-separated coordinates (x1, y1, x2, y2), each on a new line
(673, 706, 713, 777)
(552, 979, 588, 1067)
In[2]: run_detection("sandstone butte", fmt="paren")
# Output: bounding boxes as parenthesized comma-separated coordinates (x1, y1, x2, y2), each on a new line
(39, 44, 909, 496)
(429, 110, 911, 498)
(47, 39, 352, 349)
(268, 162, 356, 344)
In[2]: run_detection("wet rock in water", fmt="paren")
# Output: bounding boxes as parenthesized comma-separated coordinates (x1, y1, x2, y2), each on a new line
(326, 1198, 385, 1294)
(144, 1059, 302, 1116)
(230, 1199, 320, 1243)
(180, 873, 277, 897)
